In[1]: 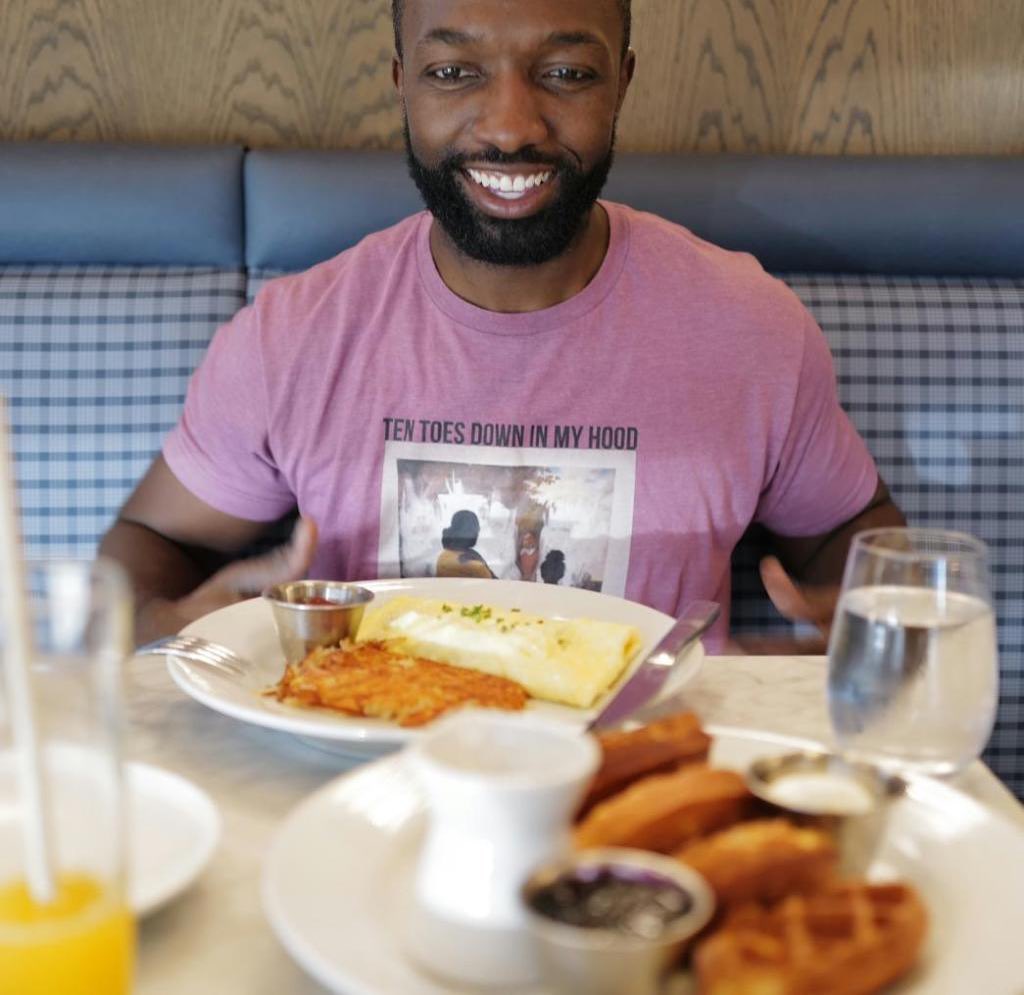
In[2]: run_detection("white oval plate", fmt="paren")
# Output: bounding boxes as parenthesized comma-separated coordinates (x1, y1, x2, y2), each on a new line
(167, 578, 700, 758)
(127, 761, 221, 917)
(0, 756, 219, 917)
(262, 728, 1024, 995)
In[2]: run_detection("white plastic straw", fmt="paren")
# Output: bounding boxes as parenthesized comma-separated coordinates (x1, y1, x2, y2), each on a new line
(0, 396, 55, 902)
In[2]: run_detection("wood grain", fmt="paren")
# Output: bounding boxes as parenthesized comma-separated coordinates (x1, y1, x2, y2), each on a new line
(1, 0, 1022, 153)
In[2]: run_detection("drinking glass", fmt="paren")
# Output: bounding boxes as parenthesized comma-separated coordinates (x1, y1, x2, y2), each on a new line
(827, 528, 999, 777)
(0, 558, 135, 994)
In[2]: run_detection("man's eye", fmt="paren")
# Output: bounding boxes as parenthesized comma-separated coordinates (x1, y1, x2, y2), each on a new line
(546, 67, 593, 84)
(430, 66, 476, 83)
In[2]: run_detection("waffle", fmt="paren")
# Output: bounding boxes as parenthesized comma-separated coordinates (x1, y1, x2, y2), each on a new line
(578, 711, 711, 817)
(694, 881, 928, 995)
(574, 763, 752, 853)
(267, 640, 529, 726)
(675, 818, 838, 909)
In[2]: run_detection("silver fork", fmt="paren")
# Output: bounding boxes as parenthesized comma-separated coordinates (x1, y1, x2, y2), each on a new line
(135, 634, 249, 678)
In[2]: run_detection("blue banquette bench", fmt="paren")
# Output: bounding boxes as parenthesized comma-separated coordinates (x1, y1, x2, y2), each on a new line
(1, 142, 1021, 795)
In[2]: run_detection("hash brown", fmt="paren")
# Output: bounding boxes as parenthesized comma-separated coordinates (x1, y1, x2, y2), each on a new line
(267, 639, 529, 727)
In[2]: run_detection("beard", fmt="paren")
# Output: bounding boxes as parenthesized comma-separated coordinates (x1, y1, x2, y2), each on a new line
(403, 122, 615, 267)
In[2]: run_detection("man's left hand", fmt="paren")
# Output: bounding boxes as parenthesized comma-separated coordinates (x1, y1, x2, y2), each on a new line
(728, 555, 838, 655)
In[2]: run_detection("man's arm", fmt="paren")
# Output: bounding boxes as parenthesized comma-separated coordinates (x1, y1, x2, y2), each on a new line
(98, 455, 316, 645)
(736, 477, 905, 653)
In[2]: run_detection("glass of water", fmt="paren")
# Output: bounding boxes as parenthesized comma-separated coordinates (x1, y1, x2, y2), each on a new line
(827, 528, 999, 777)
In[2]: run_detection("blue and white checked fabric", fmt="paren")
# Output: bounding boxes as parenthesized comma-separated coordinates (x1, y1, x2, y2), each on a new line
(13, 263, 1017, 791)
(0, 265, 245, 558)
(246, 269, 287, 304)
(731, 274, 1024, 796)
(256, 267, 1024, 794)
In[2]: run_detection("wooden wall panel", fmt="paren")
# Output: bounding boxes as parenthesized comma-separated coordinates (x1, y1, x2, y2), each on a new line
(620, 0, 789, 152)
(1, 0, 1022, 154)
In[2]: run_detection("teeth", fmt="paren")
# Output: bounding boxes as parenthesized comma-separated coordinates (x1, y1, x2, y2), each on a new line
(466, 169, 552, 198)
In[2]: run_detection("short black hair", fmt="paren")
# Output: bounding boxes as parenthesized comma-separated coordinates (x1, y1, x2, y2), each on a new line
(391, 0, 632, 59)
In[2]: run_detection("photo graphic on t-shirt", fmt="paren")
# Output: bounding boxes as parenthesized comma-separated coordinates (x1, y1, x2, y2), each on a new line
(378, 442, 636, 596)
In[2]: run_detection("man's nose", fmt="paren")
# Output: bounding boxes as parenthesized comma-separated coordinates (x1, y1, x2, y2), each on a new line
(471, 71, 550, 153)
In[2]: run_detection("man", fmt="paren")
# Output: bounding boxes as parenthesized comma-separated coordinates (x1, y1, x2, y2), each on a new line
(99, 0, 903, 649)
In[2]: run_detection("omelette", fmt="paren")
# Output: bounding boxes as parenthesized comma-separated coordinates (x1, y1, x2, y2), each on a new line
(355, 595, 642, 708)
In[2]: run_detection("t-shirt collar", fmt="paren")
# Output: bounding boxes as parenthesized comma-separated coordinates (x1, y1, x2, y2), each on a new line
(415, 200, 630, 336)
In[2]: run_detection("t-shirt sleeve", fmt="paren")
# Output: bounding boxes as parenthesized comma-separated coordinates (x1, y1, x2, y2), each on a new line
(755, 313, 878, 537)
(162, 303, 296, 522)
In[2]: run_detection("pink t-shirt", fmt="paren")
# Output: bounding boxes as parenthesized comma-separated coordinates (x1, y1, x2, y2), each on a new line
(164, 202, 877, 646)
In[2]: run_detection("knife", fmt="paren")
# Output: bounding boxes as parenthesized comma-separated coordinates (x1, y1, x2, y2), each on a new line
(586, 600, 720, 731)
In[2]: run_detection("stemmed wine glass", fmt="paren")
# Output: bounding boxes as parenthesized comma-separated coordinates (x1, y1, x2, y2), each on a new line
(827, 528, 999, 777)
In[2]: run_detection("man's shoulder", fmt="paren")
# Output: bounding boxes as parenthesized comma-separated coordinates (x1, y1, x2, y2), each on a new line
(606, 201, 806, 322)
(609, 201, 769, 275)
(252, 211, 427, 311)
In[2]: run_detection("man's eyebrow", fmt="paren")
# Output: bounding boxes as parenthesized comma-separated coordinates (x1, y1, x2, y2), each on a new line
(543, 30, 606, 49)
(417, 27, 481, 49)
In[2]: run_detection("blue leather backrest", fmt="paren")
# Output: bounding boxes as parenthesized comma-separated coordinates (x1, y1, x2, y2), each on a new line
(0, 142, 244, 266)
(244, 149, 1024, 277)
(603, 154, 1024, 278)
(245, 150, 424, 271)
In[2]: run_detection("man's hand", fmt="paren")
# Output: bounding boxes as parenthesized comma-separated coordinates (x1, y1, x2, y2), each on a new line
(729, 555, 837, 655)
(135, 517, 318, 644)
(729, 477, 904, 655)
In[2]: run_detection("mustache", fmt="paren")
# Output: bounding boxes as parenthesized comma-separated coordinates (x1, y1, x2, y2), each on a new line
(440, 147, 578, 173)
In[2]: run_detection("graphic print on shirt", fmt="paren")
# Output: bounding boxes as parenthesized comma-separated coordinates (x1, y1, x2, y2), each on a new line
(378, 436, 637, 597)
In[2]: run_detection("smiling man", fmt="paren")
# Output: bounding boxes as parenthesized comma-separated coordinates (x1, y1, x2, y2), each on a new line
(396, 0, 633, 299)
(100, 0, 903, 647)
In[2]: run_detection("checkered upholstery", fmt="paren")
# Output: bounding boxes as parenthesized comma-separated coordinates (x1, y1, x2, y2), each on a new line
(731, 275, 1024, 795)
(23, 263, 1017, 791)
(246, 269, 286, 303)
(251, 264, 1024, 791)
(0, 265, 245, 557)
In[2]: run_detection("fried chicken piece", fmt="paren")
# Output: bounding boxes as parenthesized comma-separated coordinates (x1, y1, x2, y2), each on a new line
(574, 763, 752, 853)
(578, 711, 711, 818)
(694, 881, 928, 995)
(675, 818, 838, 910)
(268, 640, 529, 727)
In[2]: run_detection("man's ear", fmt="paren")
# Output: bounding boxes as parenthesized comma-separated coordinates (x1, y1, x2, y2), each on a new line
(392, 54, 404, 96)
(617, 48, 636, 112)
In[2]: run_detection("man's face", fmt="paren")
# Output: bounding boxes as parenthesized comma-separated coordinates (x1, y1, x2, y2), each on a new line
(395, 0, 634, 267)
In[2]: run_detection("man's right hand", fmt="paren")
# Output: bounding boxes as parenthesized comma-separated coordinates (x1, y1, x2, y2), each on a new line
(134, 517, 319, 644)
(97, 453, 323, 646)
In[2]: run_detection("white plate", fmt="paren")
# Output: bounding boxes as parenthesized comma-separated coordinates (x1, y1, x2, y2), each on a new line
(262, 728, 1024, 995)
(0, 756, 219, 917)
(127, 761, 221, 916)
(169, 578, 699, 758)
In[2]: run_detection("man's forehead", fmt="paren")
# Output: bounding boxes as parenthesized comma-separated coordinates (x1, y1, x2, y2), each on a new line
(403, 0, 623, 50)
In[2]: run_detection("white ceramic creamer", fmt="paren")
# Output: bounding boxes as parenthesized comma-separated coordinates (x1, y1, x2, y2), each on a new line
(405, 711, 599, 989)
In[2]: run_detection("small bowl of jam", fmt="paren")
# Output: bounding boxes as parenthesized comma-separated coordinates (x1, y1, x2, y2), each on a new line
(262, 580, 374, 664)
(521, 848, 714, 995)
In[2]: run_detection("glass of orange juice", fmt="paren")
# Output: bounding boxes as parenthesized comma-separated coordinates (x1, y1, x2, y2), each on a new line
(0, 558, 135, 994)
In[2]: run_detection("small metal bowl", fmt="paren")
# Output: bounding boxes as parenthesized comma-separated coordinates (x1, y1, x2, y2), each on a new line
(745, 750, 906, 875)
(521, 847, 715, 995)
(262, 580, 374, 664)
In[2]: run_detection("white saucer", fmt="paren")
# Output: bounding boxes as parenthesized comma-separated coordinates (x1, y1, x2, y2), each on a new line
(127, 761, 221, 916)
(0, 753, 219, 918)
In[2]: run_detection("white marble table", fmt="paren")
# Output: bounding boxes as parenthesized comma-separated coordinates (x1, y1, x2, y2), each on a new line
(128, 653, 1024, 994)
